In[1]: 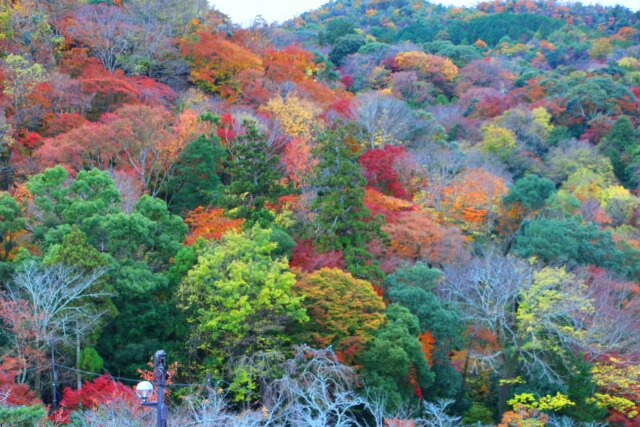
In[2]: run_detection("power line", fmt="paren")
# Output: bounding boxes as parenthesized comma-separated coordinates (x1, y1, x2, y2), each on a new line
(55, 364, 139, 384)
(54, 364, 217, 388)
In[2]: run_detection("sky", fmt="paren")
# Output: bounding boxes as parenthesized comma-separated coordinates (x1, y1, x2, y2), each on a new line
(212, 0, 640, 26)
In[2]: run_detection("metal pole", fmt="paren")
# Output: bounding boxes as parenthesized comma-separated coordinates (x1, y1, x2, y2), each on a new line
(51, 339, 57, 411)
(154, 350, 167, 427)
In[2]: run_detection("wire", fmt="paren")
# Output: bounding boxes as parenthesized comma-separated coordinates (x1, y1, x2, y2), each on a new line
(55, 364, 140, 384)
(54, 363, 221, 388)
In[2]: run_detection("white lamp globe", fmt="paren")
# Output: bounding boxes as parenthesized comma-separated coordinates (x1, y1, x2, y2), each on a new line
(136, 381, 154, 399)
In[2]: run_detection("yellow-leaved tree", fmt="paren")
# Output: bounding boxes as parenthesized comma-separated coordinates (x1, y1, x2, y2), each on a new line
(261, 93, 321, 140)
(480, 124, 516, 161)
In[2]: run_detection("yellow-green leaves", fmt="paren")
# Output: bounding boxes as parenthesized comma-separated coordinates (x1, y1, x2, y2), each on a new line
(517, 266, 593, 353)
(179, 226, 307, 364)
(508, 392, 575, 412)
(480, 124, 516, 160)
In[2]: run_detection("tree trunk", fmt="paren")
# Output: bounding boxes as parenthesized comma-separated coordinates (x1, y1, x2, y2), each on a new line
(497, 352, 518, 414)
(456, 341, 473, 407)
(76, 331, 82, 390)
(34, 369, 41, 398)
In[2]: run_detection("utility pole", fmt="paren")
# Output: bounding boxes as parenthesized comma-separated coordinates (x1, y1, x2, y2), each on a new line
(138, 350, 168, 427)
(154, 350, 168, 427)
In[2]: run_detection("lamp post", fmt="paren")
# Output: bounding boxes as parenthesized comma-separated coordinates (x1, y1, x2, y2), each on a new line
(135, 350, 168, 427)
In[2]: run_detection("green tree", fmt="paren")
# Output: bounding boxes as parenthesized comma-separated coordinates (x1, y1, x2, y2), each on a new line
(598, 116, 639, 188)
(97, 196, 189, 374)
(514, 216, 640, 279)
(320, 18, 356, 45)
(310, 125, 383, 279)
(26, 167, 121, 245)
(44, 226, 109, 270)
(384, 263, 462, 398)
(600, 185, 640, 226)
(26, 167, 189, 376)
(0, 405, 48, 427)
(480, 124, 517, 162)
(504, 175, 556, 212)
(0, 192, 24, 261)
(329, 34, 366, 66)
(178, 227, 308, 378)
(166, 132, 226, 214)
(517, 267, 594, 362)
(360, 304, 435, 411)
(223, 121, 287, 227)
(564, 77, 636, 136)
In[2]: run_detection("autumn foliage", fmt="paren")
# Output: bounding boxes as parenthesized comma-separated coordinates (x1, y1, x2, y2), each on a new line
(184, 207, 245, 244)
(360, 146, 410, 199)
(0, 356, 40, 406)
(55, 375, 140, 424)
(179, 31, 263, 97)
(1, 0, 640, 424)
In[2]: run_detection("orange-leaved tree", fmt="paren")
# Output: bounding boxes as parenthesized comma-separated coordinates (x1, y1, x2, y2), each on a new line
(437, 168, 508, 235)
(184, 207, 244, 245)
(293, 268, 385, 363)
(179, 31, 263, 98)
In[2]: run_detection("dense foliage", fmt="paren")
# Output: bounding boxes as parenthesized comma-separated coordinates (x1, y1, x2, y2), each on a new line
(0, 0, 639, 425)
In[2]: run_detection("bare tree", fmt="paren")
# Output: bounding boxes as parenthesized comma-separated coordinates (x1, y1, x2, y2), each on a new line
(67, 396, 153, 427)
(416, 400, 462, 427)
(364, 389, 415, 427)
(413, 146, 465, 217)
(7, 262, 108, 344)
(441, 250, 529, 412)
(2, 54, 46, 129)
(44, 72, 94, 115)
(355, 92, 420, 149)
(175, 391, 265, 427)
(263, 345, 367, 427)
(65, 4, 132, 73)
(0, 110, 14, 189)
(547, 415, 607, 427)
(175, 346, 367, 426)
(122, 0, 205, 83)
(442, 251, 601, 411)
(442, 250, 529, 371)
(584, 269, 640, 357)
(111, 170, 144, 214)
(127, 0, 208, 38)
(3, 262, 109, 391)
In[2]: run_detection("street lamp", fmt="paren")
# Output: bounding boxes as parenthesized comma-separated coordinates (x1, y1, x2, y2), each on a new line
(135, 381, 153, 402)
(135, 350, 168, 427)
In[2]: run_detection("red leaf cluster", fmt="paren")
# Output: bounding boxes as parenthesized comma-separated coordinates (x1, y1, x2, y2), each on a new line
(360, 146, 410, 199)
(56, 375, 138, 424)
(0, 356, 40, 406)
(290, 240, 345, 272)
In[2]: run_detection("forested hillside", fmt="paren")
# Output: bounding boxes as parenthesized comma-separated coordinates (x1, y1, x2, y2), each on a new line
(0, 0, 639, 425)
